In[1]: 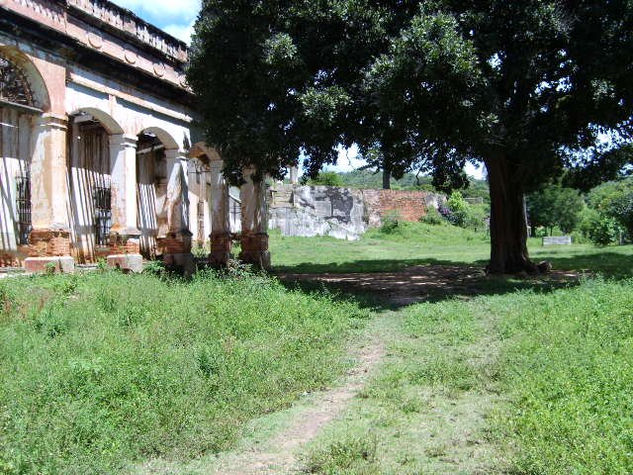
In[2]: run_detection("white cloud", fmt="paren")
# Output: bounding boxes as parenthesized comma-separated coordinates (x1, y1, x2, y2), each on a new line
(325, 145, 365, 173)
(163, 19, 196, 45)
(113, 0, 200, 22)
(465, 162, 486, 180)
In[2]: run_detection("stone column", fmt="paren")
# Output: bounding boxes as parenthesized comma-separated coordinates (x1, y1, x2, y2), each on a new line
(25, 113, 74, 273)
(240, 166, 271, 269)
(160, 149, 194, 273)
(289, 166, 299, 185)
(208, 155, 231, 267)
(107, 134, 143, 273)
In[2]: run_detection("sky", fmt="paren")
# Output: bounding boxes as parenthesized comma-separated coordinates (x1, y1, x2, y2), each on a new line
(111, 0, 200, 44)
(111, 0, 485, 180)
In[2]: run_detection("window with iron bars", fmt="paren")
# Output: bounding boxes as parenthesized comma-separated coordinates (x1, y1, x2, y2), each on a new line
(15, 173, 31, 245)
(93, 178, 112, 246)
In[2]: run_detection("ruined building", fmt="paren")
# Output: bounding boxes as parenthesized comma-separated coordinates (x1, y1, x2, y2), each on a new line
(0, 0, 270, 272)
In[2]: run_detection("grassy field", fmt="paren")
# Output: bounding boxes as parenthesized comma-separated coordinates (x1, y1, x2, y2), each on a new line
(302, 278, 633, 473)
(271, 222, 633, 278)
(268, 223, 633, 472)
(1, 222, 632, 473)
(0, 271, 369, 473)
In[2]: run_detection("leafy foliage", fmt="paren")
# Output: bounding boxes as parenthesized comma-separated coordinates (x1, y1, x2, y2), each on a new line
(420, 206, 444, 226)
(189, 0, 633, 271)
(580, 208, 621, 246)
(527, 185, 585, 235)
(304, 171, 344, 187)
(588, 177, 633, 238)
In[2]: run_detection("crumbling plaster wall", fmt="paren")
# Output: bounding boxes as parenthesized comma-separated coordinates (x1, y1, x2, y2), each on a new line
(268, 184, 446, 240)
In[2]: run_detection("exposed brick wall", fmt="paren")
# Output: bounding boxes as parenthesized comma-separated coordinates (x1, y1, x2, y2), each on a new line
(157, 234, 192, 255)
(366, 190, 446, 225)
(28, 229, 72, 257)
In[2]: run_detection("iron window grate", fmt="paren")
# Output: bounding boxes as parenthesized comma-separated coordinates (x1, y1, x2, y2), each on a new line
(15, 173, 31, 245)
(93, 178, 112, 246)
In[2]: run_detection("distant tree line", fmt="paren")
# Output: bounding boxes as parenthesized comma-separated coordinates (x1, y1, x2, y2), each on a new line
(527, 176, 633, 246)
(304, 169, 490, 201)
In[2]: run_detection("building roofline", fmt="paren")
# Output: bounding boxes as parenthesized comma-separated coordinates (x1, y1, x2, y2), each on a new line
(61, 0, 189, 64)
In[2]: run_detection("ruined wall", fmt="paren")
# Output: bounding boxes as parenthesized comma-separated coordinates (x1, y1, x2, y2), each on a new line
(268, 184, 445, 240)
(269, 185, 367, 240)
(366, 189, 446, 223)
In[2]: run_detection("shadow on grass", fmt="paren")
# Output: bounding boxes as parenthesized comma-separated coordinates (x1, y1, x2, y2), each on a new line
(544, 252, 633, 280)
(273, 257, 484, 275)
(273, 251, 632, 311)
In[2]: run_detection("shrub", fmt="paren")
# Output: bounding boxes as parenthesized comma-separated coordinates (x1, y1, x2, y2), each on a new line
(464, 203, 488, 232)
(143, 259, 165, 276)
(445, 191, 470, 227)
(588, 178, 633, 231)
(580, 209, 620, 246)
(307, 171, 344, 187)
(420, 206, 444, 225)
(380, 210, 402, 233)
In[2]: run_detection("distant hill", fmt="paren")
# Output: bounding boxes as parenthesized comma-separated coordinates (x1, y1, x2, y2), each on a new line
(307, 169, 490, 202)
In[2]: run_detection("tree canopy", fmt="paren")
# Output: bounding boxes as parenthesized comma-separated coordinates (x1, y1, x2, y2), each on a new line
(527, 184, 584, 235)
(188, 0, 633, 273)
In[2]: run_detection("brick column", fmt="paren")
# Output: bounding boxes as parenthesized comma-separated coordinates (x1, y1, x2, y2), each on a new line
(25, 113, 74, 273)
(107, 134, 143, 272)
(208, 155, 231, 267)
(240, 166, 270, 269)
(159, 149, 194, 273)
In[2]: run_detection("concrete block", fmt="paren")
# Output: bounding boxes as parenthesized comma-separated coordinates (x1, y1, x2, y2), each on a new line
(25, 256, 75, 274)
(107, 254, 144, 273)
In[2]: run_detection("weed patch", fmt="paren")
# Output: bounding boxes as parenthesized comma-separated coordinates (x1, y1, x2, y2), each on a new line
(0, 271, 369, 473)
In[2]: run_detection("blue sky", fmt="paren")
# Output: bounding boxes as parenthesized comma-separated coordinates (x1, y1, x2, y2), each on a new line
(111, 1, 485, 178)
(111, 0, 200, 44)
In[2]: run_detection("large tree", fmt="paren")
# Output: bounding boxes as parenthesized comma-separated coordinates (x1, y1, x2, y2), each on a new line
(188, 1, 633, 273)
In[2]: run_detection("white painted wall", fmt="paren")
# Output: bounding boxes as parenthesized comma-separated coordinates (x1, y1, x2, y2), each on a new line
(0, 107, 33, 255)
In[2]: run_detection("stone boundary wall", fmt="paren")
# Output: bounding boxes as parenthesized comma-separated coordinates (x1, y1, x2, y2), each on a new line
(268, 184, 445, 240)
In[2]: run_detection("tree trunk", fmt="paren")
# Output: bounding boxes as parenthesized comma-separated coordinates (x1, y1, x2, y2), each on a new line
(485, 156, 537, 274)
(382, 168, 391, 189)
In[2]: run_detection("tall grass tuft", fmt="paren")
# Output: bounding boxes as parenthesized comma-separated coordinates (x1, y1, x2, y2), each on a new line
(0, 270, 369, 473)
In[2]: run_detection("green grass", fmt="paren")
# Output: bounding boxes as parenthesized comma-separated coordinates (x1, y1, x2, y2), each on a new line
(303, 279, 633, 473)
(271, 222, 633, 277)
(272, 223, 633, 472)
(0, 270, 370, 473)
(271, 223, 490, 273)
(2, 223, 632, 473)
(494, 278, 633, 472)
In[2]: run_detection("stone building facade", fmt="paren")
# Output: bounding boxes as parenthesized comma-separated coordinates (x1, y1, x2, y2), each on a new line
(0, 0, 269, 272)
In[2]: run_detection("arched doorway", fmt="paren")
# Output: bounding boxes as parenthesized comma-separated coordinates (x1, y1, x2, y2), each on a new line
(136, 128, 189, 261)
(136, 130, 167, 258)
(0, 53, 41, 266)
(67, 110, 123, 263)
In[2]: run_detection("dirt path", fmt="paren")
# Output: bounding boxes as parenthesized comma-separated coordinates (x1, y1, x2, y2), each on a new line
(137, 317, 388, 475)
(212, 329, 386, 474)
(138, 265, 578, 474)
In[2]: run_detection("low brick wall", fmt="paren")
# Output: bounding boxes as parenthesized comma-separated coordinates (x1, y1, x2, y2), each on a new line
(376, 190, 436, 222)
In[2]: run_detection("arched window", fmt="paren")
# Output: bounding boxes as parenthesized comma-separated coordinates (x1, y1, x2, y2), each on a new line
(0, 54, 36, 251)
(0, 54, 35, 107)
